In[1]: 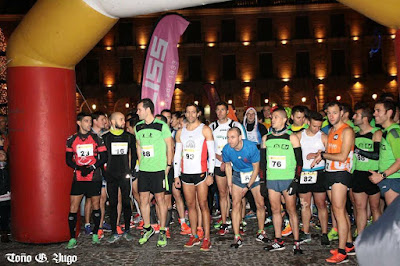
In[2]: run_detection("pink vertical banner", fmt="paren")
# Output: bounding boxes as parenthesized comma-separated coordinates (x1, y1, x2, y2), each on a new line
(204, 84, 221, 121)
(141, 14, 189, 115)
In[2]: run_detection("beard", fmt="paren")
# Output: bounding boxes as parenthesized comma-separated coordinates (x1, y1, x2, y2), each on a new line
(115, 123, 125, 129)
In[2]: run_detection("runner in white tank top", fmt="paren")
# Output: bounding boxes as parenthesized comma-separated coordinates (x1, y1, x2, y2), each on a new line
(295, 112, 329, 245)
(180, 123, 208, 174)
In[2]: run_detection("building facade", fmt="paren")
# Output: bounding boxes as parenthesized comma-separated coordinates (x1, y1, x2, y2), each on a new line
(0, 0, 398, 118)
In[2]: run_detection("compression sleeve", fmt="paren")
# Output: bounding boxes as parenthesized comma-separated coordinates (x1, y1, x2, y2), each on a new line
(356, 142, 380, 160)
(260, 148, 266, 181)
(66, 152, 77, 169)
(294, 147, 303, 177)
(173, 142, 183, 178)
(207, 140, 215, 174)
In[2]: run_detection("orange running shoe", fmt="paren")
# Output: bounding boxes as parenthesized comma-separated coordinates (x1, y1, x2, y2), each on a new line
(330, 246, 356, 256)
(166, 228, 171, 239)
(180, 223, 191, 235)
(97, 229, 104, 240)
(200, 238, 211, 251)
(326, 253, 349, 264)
(184, 235, 201, 248)
(197, 227, 204, 240)
(282, 221, 292, 237)
(136, 220, 144, 230)
(116, 226, 124, 235)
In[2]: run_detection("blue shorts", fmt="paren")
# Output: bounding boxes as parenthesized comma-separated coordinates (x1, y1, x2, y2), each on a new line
(267, 179, 292, 193)
(378, 178, 400, 195)
(232, 171, 260, 189)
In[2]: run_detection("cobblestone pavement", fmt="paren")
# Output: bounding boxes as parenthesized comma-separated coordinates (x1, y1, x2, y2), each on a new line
(0, 215, 359, 266)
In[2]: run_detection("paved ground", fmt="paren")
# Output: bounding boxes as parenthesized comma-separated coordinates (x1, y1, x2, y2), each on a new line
(0, 215, 359, 266)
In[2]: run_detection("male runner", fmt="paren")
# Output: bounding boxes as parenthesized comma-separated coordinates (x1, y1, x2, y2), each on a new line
(135, 98, 173, 247)
(102, 112, 137, 243)
(369, 100, 400, 205)
(312, 102, 355, 264)
(296, 111, 329, 245)
(223, 127, 269, 248)
(352, 103, 382, 234)
(288, 105, 309, 133)
(261, 106, 303, 254)
(174, 103, 215, 251)
(65, 112, 107, 249)
(209, 101, 245, 235)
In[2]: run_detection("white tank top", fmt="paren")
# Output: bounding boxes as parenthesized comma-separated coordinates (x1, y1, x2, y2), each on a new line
(210, 119, 245, 167)
(180, 123, 208, 174)
(300, 130, 325, 171)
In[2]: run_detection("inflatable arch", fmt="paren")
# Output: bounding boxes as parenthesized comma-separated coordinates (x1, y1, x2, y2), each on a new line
(5, 0, 400, 243)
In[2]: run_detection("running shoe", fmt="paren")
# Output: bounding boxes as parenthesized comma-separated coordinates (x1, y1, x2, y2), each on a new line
(353, 229, 358, 239)
(256, 230, 271, 243)
(184, 235, 201, 248)
(239, 224, 246, 235)
(217, 224, 229, 236)
(330, 246, 356, 256)
(245, 210, 257, 219)
(157, 230, 167, 247)
(180, 222, 191, 235)
(116, 225, 124, 235)
(213, 218, 223, 229)
(151, 224, 160, 234)
(264, 239, 286, 252)
(264, 216, 273, 228)
(197, 227, 204, 240)
(102, 222, 112, 231)
(107, 234, 121, 244)
(97, 229, 104, 240)
(166, 228, 171, 239)
(282, 220, 292, 237)
(230, 236, 243, 249)
(212, 210, 221, 219)
(66, 238, 77, 249)
(328, 228, 339, 241)
(293, 242, 303, 255)
(136, 220, 144, 230)
(321, 234, 330, 245)
(133, 213, 142, 224)
(84, 224, 92, 235)
(123, 231, 134, 241)
(326, 253, 349, 264)
(200, 238, 211, 251)
(92, 234, 100, 245)
(300, 231, 311, 243)
(139, 226, 155, 245)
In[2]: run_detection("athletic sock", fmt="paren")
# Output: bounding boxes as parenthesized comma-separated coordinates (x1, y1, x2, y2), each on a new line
(68, 213, 77, 239)
(92, 209, 101, 234)
(346, 242, 354, 248)
(338, 248, 346, 255)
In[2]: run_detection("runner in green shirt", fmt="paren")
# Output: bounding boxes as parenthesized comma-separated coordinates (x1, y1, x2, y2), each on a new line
(135, 98, 173, 247)
(370, 100, 400, 206)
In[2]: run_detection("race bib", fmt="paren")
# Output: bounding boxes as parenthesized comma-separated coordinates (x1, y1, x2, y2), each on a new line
(111, 142, 128, 155)
(142, 145, 154, 158)
(77, 144, 94, 157)
(356, 154, 369, 162)
(240, 171, 260, 184)
(300, 171, 317, 184)
(184, 148, 195, 160)
(268, 156, 286, 169)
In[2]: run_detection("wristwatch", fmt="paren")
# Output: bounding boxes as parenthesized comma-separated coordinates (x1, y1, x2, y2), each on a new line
(246, 184, 251, 190)
(208, 172, 214, 177)
(380, 171, 387, 179)
(320, 151, 326, 159)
